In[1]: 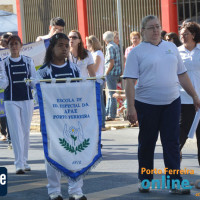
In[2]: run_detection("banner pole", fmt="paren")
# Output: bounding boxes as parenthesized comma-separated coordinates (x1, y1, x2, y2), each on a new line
(13, 76, 105, 84)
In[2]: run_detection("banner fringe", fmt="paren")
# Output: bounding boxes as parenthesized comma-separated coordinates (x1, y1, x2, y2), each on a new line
(46, 156, 103, 182)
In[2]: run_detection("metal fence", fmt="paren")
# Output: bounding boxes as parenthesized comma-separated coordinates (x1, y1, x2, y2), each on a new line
(87, 0, 118, 51)
(176, 0, 200, 25)
(87, 0, 161, 51)
(22, 0, 78, 43)
(22, 0, 161, 48)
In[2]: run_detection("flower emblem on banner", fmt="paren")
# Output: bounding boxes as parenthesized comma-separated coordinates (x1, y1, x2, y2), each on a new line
(59, 121, 90, 155)
(68, 126, 79, 146)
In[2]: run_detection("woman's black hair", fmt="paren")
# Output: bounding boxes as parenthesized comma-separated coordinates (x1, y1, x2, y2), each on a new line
(165, 32, 182, 47)
(161, 30, 167, 39)
(44, 33, 69, 65)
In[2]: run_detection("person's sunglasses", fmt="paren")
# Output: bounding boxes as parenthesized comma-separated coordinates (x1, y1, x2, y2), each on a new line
(69, 36, 79, 40)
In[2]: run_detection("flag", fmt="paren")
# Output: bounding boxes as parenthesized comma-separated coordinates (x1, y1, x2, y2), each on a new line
(36, 81, 102, 180)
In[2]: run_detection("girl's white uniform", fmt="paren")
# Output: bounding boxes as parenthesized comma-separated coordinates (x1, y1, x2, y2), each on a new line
(0, 55, 36, 170)
(36, 60, 83, 197)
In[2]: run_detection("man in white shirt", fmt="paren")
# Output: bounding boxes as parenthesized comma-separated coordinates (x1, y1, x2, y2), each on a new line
(36, 17, 65, 42)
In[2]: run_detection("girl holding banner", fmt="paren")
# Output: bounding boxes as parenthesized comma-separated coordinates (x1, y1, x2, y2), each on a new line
(36, 33, 87, 200)
(0, 35, 36, 174)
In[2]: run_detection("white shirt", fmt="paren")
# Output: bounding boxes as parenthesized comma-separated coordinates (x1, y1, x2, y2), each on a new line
(179, 44, 200, 104)
(69, 51, 94, 77)
(92, 50, 105, 76)
(36, 34, 50, 42)
(123, 40, 186, 105)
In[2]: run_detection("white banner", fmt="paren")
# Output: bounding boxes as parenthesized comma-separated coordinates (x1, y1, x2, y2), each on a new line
(36, 81, 102, 179)
(188, 110, 200, 139)
(0, 40, 47, 69)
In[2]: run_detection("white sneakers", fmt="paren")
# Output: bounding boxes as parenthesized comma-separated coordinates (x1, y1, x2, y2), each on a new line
(24, 164, 31, 171)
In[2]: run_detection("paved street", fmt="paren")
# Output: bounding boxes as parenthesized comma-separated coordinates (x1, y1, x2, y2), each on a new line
(1, 127, 200, 200)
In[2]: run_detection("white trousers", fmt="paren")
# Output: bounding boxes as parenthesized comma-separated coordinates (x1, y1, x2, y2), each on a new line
(45, 160, 83, 196)
(5, 100, 34, 169)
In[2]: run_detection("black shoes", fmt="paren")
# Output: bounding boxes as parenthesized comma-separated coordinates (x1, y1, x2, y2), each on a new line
(169, 186, 191, 195)
(49, 193, 63, 200)
(138, 181, 150, 193)
(69, 195, 87, 200)
(49, 196, 63, 200)
(16, 168, 25, 174)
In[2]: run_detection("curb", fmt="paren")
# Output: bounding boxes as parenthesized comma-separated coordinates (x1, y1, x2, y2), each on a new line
(30, 122, 131, 132)
(30, 110, 131, 132)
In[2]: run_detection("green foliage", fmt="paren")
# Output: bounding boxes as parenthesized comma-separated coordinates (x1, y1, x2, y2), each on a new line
(59, 138, 90, 155)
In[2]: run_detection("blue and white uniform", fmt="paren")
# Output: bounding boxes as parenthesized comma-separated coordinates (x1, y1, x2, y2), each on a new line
(37, 60, 79, 80)
(0, 55, 36, 170)
(37, 60, 84, 197)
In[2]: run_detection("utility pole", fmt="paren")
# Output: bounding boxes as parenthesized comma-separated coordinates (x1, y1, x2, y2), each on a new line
(117, 0, 124, 87)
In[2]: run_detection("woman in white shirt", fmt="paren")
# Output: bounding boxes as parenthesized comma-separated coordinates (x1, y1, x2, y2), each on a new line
(68, 30, 95, 78)
(124, 15, 200, 194)
(178, 22, 200, 165)
(86, 35, 105, 130)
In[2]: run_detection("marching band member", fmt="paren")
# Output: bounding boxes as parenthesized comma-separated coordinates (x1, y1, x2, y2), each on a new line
(0, 35, 36, 174)
(36, 33, 87, 200)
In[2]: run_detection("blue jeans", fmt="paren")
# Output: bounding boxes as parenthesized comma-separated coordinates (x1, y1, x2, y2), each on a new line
(106, 74, 119, 118)
(135, 97, 182, 184)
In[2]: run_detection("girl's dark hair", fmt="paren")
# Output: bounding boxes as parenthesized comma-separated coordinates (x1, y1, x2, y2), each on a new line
(70, 30, 88, 60)
(44, 33, 69, 64)
(180, 22, 200, 44)
(165, 32, 182, 47)
(161, 30, 167, 39)
(7, 35, 22, 45)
